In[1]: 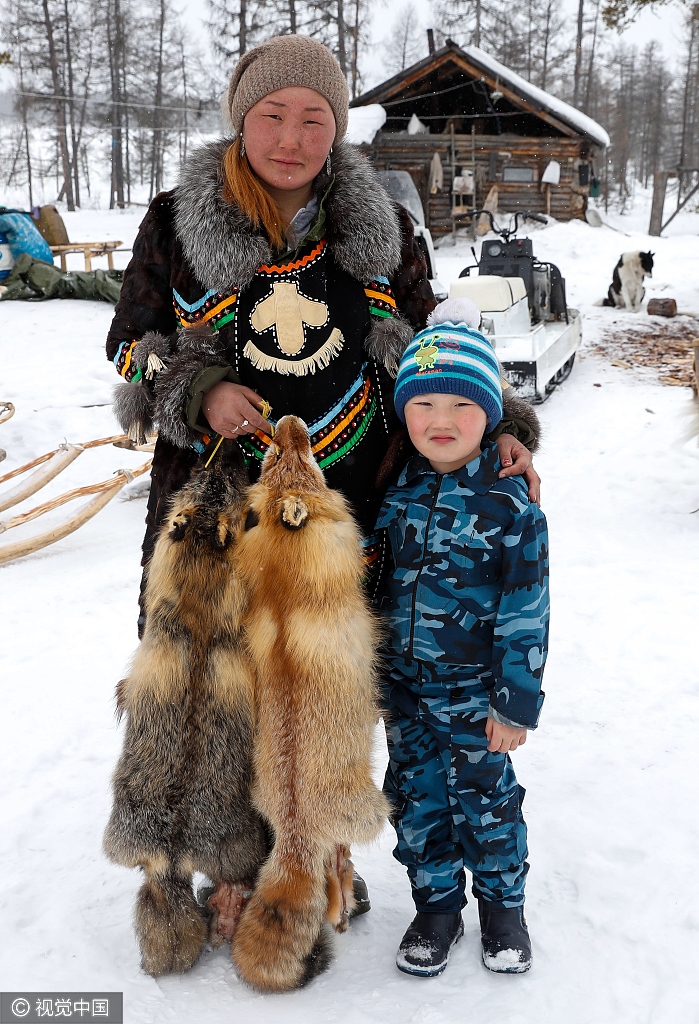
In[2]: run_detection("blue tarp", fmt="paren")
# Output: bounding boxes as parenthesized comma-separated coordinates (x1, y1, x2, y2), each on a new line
(0, 210, 54, 264)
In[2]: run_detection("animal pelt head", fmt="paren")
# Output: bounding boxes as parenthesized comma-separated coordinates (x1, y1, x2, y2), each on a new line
(144, 440, 250, 632)
(244, 416, 365, 590)
(258, 415, 326, 505)
(167, 439, 249, 546)
(640, 250, 655, 276)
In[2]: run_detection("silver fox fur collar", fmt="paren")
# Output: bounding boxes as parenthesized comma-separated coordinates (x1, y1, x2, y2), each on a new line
(173, 138, 403, 293)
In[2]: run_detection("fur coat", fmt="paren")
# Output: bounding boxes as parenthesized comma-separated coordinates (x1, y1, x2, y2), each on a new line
(105, 139, 539, 619)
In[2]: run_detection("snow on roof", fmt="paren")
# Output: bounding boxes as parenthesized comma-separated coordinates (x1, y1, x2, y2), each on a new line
(463, 45, 610, 149)
(346, 104, 387, 146)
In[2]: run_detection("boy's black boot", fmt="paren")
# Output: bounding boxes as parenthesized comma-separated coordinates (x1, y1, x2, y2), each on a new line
(478, 898, 531, 973)
(396, 912, 464, 977)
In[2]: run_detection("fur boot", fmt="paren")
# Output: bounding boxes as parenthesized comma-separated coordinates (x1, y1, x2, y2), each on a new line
(232, 416, 389, 992)
(103, 440, 268, 975)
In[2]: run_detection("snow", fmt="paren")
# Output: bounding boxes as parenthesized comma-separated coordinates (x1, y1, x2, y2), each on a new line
(347, 104, 387, 146)
(397, 944, 437, 964)
(2, 196, 699, 1023)
(482, 948, 528, 973)
(464, 45, 611, 149)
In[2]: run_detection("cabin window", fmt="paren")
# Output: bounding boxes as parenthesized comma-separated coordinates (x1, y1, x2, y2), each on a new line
(502, 166, 537, 183)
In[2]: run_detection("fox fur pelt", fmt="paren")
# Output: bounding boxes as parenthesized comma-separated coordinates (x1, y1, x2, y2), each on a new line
(103, 421, 387, 989)
(103, 441, 268, 976)
(232, 415, 389, 993)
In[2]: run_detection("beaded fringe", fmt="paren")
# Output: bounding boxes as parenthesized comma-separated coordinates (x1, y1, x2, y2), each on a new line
(243, 329, 344, 377)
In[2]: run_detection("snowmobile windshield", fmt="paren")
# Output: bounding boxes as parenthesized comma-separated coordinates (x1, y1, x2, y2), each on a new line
(377, 171, 425, 227)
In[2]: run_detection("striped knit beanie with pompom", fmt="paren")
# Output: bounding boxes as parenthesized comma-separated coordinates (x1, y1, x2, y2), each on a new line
(394, 298, 503, 430)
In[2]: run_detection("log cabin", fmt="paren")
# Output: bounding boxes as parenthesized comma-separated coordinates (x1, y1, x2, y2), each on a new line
(351, 40, 610, 237)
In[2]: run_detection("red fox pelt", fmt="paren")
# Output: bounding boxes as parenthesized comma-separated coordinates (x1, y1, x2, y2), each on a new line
(232, 415, 389, 993)
(103, 441, 268, 977)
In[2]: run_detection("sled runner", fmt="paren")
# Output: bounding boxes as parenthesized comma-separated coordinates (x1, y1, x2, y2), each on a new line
(0, 432, 153, 564)
(0, 401, 14, 464)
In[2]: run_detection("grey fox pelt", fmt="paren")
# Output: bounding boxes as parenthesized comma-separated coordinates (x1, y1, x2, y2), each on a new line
(103, 441, 268, 977)
(232, 415, 389, 993)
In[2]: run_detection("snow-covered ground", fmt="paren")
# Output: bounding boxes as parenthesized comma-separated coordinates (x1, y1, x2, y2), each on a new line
(1, 199, 698, 1024)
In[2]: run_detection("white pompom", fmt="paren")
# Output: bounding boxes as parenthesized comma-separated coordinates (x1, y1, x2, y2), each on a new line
(427, 297, 481, 330)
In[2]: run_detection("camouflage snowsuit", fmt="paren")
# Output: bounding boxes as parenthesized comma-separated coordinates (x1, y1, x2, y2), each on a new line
(376, 441, 549, 911)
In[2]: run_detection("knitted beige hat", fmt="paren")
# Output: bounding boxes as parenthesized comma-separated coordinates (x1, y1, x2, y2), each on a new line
(225, 35, 349, 144)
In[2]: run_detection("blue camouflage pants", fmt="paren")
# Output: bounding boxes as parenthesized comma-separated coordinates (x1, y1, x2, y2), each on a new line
(383, 660, 529, 913)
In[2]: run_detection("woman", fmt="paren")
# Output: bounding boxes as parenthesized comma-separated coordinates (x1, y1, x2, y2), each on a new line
(106, 35, 540, 920)
(108, 34, 540, 637)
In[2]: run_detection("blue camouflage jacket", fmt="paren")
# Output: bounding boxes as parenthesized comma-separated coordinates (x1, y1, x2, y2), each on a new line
(376, 441, 549, 729)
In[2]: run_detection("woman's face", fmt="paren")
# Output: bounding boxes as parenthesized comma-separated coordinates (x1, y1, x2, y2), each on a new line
(243, 86, 336, 194)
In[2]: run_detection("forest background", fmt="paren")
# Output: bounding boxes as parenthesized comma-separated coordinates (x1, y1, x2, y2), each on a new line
(0, 0, 697, 215)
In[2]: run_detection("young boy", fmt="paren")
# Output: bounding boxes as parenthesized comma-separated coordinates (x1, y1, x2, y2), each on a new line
(376, 300, 549, 978)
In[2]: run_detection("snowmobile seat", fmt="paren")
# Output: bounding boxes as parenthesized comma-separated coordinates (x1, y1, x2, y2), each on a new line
(449, 275, 527, 312)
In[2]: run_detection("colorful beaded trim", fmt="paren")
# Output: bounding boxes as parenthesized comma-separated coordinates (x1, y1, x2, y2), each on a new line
(240, 365, 377, 471)
(173, 287, 238, 332)
(258, 240, 326, 275)
(114, 340, 142, 382)
(364, 275, 397, 319)
(361, 531, 383, 568)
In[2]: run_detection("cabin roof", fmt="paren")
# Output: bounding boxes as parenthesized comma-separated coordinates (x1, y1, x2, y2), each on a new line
(352, 42, 610, 149)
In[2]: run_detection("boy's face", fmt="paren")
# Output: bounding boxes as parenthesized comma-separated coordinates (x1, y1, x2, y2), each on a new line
(404, 392, 487, 475)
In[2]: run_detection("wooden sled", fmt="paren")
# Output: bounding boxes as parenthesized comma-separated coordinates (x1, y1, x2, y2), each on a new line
(0, 401, 14, 464)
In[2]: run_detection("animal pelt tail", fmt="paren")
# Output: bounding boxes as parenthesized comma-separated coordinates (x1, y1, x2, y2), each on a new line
(231, 850, 332, 992)
(135, 870, 208, 976)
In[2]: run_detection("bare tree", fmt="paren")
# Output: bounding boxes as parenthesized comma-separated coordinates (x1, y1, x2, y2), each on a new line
(40, 0, 75, 208)
(573, 0, 584, 106)
(206, 0, 268, 66)
(107, 0, 126, 208)
(380, 2, 424, 75)
(601, 0, 679, 29)
(583, 0, 602, 111)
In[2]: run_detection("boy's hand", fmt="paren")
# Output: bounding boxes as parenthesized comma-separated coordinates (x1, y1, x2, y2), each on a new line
(485, 717, 527, 753)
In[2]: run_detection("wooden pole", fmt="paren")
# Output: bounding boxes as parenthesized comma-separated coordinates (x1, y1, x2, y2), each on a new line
(648, 171, 670, 236)
(660, 180, 699, 234)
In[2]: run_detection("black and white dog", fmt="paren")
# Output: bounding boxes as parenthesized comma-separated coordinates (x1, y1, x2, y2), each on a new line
(601, 251, 654, 312)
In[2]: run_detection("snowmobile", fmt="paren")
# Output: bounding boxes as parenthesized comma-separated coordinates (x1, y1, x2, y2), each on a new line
(450, 210, 581, 401)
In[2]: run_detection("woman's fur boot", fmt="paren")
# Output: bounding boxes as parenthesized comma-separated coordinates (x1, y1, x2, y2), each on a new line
(232, 416, 389, 992)
(103, 441, 268, 976)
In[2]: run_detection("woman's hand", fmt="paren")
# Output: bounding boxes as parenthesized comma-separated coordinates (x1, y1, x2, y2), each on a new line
(201, 382, 272, 438)
(495, 433, 541, 506)
(485, 717, 527, 754)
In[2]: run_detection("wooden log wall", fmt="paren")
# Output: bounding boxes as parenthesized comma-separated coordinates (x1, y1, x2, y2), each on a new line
(364, 133, 596, 236)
